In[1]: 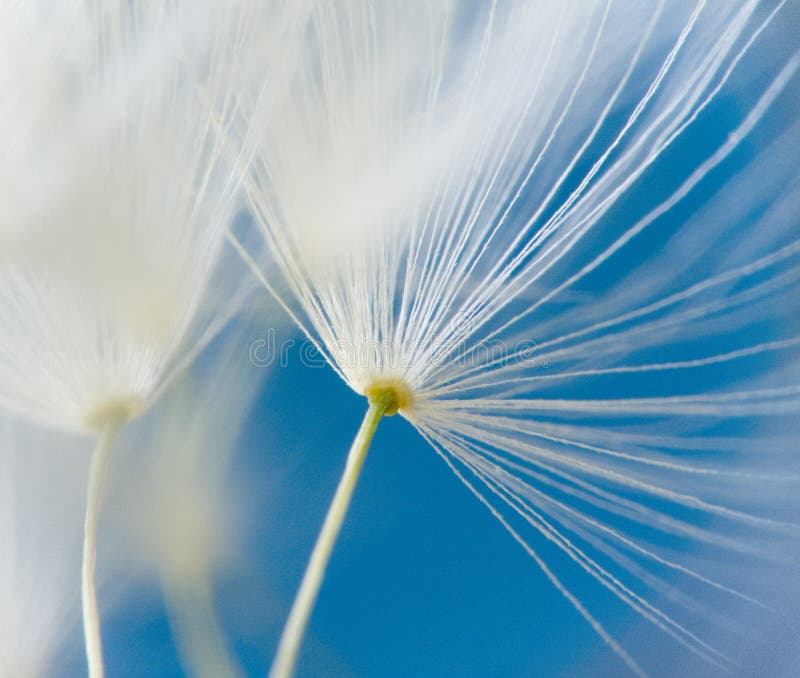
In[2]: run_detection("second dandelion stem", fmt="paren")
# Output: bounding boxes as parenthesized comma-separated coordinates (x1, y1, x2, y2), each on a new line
(82, 418, 123, 678)
(269, 399, 387, 678)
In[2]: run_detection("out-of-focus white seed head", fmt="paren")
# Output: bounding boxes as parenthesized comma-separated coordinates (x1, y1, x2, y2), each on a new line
(0, 2, 250, 433)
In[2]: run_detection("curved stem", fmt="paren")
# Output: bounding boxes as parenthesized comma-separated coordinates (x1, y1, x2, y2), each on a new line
(269, 401, 385, 678)
(162, 567, 243, 678)
(82, 420, 122, 678)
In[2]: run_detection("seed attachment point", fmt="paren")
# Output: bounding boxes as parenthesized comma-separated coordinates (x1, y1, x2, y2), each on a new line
(84, 396, 141, 432)
(364, 378, 413, 416)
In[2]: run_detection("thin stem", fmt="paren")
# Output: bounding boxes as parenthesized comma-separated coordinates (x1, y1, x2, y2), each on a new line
(82, 419, 123, 678)
(269, 401, 386, 678)
(162, 568, 243, 678)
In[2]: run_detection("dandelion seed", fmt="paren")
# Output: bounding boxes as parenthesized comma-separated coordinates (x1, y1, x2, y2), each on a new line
(234, 1, 800, 675)
(0, 3, 251, 675)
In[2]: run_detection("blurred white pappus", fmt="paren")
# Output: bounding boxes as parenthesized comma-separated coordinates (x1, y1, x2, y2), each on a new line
(101, 326, 269, 678)
(0, 0, 250, 434)
(0, 417, 90, 678)
(0, 1, 89, 245)
(235, 1, 800, 675)
(0, 3, 257, 675)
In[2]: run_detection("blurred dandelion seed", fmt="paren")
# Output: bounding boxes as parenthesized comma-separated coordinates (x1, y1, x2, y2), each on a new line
(232, 1, 800, 675)
(0, 3, 252, 676)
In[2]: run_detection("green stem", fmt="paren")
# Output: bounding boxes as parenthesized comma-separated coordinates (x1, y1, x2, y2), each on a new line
(269, 401, 385, 678)
(82, 420, 122, 678)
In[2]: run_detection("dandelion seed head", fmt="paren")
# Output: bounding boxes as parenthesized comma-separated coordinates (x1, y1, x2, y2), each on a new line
(240, 0, 800, 672)
(0, 2, 248, 433)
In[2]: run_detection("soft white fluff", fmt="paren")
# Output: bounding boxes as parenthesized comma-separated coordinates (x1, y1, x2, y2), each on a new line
(0, 1, 248, 432)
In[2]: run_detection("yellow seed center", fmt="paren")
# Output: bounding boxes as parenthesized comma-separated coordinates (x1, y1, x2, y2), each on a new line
(364, 378, 413, 416)
(84, 396, 141, 432)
